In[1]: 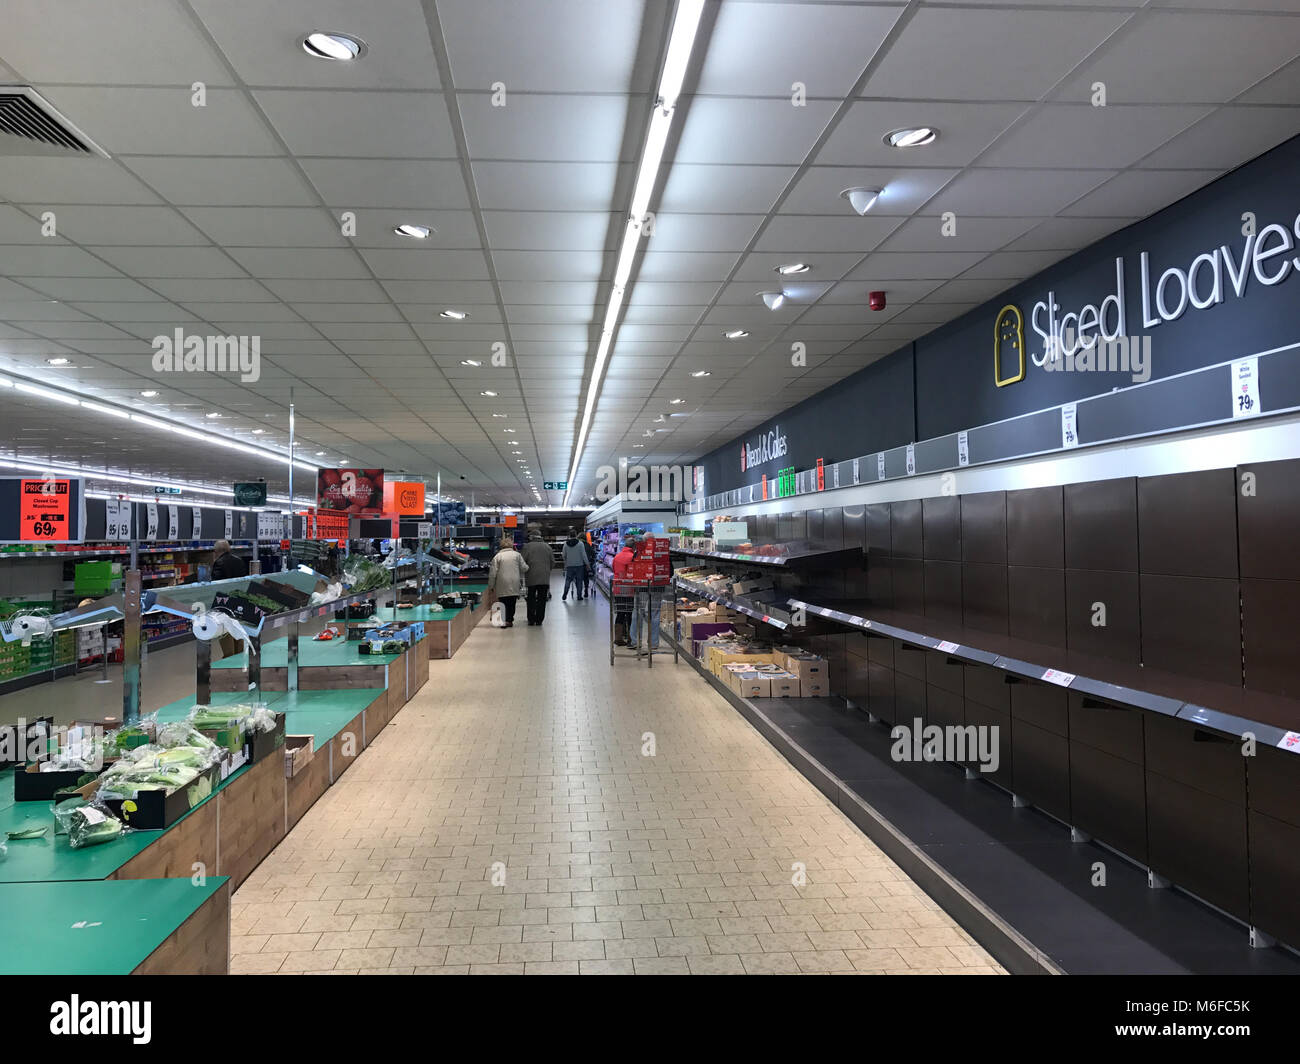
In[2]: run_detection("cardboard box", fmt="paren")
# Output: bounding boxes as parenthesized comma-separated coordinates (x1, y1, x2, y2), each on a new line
(14, 761, 103, 803)
(783, 652, 827, 680)
(284, 734, 315, 778)
(726, 667, 771, 699)
(246, 712, 287, 765)
(731, 578, 774, 595)
(100, 762, 222, 830)
(800, 678, 829, 698)
(766, 671, 800, 698)
(706, 647, 777, 677)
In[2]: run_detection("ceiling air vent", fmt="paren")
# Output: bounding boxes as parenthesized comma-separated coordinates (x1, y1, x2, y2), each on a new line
(0, 87, 108, 157)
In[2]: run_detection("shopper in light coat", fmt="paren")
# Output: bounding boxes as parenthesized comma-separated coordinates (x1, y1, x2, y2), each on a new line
(561, 528, 590, 602)
(520, 529, 554, 626)
(487, 539, 527, 628)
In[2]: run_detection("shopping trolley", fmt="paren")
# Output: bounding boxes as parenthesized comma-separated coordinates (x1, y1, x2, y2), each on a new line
(610, 575, 677, 668)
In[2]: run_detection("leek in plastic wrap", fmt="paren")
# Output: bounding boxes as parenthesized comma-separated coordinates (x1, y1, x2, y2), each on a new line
(187, 702, 255, 731)
(245, 706, 278, 735)
(157, 720, 217, 752)
(67, 805, 126, 849)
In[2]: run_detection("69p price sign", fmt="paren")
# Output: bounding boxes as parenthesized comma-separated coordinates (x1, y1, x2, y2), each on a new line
(0, 476, 85, 544)
(20, 478, 71, 541)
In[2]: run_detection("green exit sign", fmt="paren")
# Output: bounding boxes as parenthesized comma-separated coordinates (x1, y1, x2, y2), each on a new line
(542, 481, 567, 491)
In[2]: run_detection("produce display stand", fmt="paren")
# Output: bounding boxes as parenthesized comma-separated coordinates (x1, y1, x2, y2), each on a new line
(0, 562, 431, 974)
(0, 877, 230, 975)
(368, 582, 493, 660)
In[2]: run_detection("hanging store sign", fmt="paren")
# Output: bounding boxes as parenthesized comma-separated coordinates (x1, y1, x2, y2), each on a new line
(383, 480, 426, 516)
(18, 479, 74, 542)
(317, 468, 384, 515)
(233, 481, 268, 507)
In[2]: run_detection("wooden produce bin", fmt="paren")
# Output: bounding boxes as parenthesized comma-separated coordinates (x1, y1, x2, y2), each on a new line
(133, 881, 230, 975)
(216, 753, 286, 890)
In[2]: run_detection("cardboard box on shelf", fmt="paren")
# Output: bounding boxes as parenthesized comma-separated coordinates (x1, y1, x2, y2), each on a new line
(782, 652, 827, 680)
(706, 646, 777, 677)
(765, 670, 800, 697)
(731, 578, 774, 596)
(284, 734, 314, 778)
(800, 678, 829, 698)
(726, 667, 771, 699)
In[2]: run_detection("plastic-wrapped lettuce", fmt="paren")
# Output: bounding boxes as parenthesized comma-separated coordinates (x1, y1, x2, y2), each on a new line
(187, 703, 255, 731)
(157, 720, 217, 750)
(53, 796, 87, 836)
(245, 706, 279, 735)
(67, 805, 126, 849)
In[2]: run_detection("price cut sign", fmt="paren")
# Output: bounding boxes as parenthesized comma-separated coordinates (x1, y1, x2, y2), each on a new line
(20, 479, 71, 541)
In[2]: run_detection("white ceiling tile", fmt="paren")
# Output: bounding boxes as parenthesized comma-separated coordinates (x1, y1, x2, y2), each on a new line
(756, 215, 903, 255)
(359, 248, 491, 280)
(459, 94, 632, 162)
(867, 6, 1129, 101)
(931, 168, 1117, 217)
(697, 2, 905, 97)
(659, 164, 797, 213)
(39, 86, 282, 156)
(255, 90, 457, 158)
(1061, 169, 1220, 218)
(190, 0, 442, 89)
(980, 104, 1212, 169)
(674, 98, 838, 165)
(471, 161, 627, 211)
(1136, 106, 1300, 170)
(1054, 11, 1300, 104)
(817, 101, 1032, 168)
(781, 166, 959, 216)
(2, 0, 233, 84)
(438, 0, 651, 93)
(300, 159, 472, 209)
(122, 157, 321, 206)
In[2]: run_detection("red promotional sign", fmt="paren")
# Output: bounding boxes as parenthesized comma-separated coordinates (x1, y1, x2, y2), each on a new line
(317, 468, 384, 515)
(20, 479, 71, 540)
(816, 458, 824, 491)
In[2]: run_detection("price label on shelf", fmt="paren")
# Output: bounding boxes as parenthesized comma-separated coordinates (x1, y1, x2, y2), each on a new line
(105, 498, 130, 541)
(849, 616, 866, 628)
(852, 458, 860, 485)
(191, 506, 202, 540)
(831, 463, 839, 489)
(1061, 403, 1079, 449)
(167, 505, 178, 540)
(937, 640, 960, 653)
(145, 502, 159, 541)
(1276, 731, 1300, 754)
(1041, 668, 1076, 687)
(1231, 356, 1260, 418)
(905, 443, 916, 476)
(957, 430, 970, 468)
(224, 509, 233, 539)
(877, 453, 886, 481)
(417, 522, 432, 538)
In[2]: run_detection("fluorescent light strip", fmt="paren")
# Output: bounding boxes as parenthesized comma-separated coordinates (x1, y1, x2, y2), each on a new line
(6, 371, 320, 472)
(565, 0, 705, 507)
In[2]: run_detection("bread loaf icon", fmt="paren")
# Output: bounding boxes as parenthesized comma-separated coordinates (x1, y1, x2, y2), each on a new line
(994, 304, 1025, 387)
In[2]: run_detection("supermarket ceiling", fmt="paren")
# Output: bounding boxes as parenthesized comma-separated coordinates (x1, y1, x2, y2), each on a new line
(1, 1, 1298, 507)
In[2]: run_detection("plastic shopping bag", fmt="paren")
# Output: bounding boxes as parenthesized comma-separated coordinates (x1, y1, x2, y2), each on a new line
(490, 601, 507, 628)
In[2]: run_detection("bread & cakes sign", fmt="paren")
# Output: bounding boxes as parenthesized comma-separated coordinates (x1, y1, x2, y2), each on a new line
(995, 209, 1300, 386)
(740, 426, 788, 472)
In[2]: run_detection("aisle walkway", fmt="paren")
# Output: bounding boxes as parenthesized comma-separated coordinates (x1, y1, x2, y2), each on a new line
(231, 576, 1002, 975)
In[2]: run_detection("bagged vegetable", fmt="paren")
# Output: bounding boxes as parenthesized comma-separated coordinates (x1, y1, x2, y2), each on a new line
(53, 796, 87, 836)
(67, 805, 127, 849)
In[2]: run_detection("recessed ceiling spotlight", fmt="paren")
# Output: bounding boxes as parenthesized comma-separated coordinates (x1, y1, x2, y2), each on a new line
(45, 357, 71, 366)
(840, 186, 884, 216)
(205, 412, 221, 419)
(492, 413, 507, 418)
(460, 359, 481, 367)
(503, 428, 515, 433)
(723, 329, 749, 340)
(670, 412, 690, 417)
(394, 223, 431, 239)
(302, 31, 366, 61)
(315, 451, 326, 456)
(251, 429, 265, 435)
(691, 370, 711, 378)
(759, 291, 786, 310)
(140, 390, 159, 398)
(480, 390, 497, 397)
(440, 309, 468, 320)
(668, 398, 684, 405)
(884, 126, 938, 148)
(774, 263, 810, 275)
(632, 444, 644, 448)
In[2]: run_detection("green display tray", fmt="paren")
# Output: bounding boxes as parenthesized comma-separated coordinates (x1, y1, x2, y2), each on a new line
(0, 877, 227, 974)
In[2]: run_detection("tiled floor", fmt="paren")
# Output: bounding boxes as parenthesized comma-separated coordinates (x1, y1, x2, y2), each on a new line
(231, 576, 1003, 975)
